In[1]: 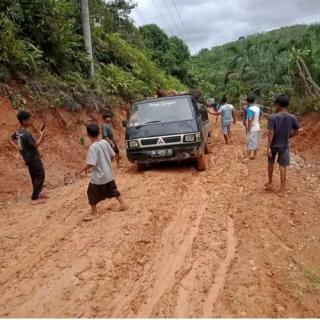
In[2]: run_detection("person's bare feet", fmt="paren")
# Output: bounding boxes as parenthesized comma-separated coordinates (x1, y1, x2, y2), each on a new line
(83, 206, 99, 221)
(264, 183, 273, 191)
(119, 205, 128, 211)
(31, 199, 46, 205)
(39, 192, 49, 199)
(83, 211, 99, 221)
(279, 189, 286, 198)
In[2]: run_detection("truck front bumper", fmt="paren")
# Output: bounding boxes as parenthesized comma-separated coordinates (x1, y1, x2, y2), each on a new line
(126, 143, 201, 164)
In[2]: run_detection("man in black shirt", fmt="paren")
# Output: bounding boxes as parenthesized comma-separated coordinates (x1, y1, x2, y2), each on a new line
(266, 95, 299, 197)
(10, 111, 46, 203)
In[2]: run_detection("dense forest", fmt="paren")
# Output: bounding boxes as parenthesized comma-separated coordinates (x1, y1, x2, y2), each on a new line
(0, 0, 189, 110)
(190, 24, 320, 113)
(0, 0, 320, 113)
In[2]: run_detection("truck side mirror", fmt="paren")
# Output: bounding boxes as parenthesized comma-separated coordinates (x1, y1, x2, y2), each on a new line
(122, 120, 127, 128)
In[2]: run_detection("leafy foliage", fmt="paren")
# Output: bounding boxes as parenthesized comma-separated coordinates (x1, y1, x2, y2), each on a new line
(139, 24, 190, 82)
(2, 0, 319, 116)
(0, 10, 42, 73)
(0, 0, 186, 108)
(190, 24, 320, 113)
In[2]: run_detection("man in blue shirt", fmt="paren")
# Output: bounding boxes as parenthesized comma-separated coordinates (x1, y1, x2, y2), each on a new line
(266, 94, 300, 197)
(245, 95, 261, 160)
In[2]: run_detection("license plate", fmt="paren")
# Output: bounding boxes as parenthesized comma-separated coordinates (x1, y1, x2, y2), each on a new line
(151, 149, 173, 157)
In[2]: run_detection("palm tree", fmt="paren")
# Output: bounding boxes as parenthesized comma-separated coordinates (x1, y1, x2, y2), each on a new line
(81, 0, 94, 77)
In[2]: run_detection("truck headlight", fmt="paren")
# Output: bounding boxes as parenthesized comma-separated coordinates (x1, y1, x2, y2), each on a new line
(128, 140, 139, 148)
(184, 134, 196, 142)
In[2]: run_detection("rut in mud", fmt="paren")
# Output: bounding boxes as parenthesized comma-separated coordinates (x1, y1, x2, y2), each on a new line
(0, 119, 320, 317)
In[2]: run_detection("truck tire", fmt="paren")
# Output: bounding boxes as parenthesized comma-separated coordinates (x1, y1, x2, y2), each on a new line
(204, 142, 209, 154)
(196, 153, 206, 171)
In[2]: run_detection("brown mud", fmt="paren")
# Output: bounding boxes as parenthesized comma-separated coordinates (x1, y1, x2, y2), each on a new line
(0, 98, 319, 317)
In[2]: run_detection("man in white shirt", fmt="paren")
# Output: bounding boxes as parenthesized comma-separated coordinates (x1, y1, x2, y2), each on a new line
(245, 95, 261, 160)
(209, 96, 236, 144)
(77, 123, 127, 219)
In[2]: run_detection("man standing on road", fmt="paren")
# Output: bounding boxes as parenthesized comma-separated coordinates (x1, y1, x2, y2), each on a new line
(209, 96, 236, 144)
(102, 112, 120, 167)
(242, 101, 249, 130)
(265, 94, 300, 197)
(10, 111, 47, 204)
(245, 95, 261, 160)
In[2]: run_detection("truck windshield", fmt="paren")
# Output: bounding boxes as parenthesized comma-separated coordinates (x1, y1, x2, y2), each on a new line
(128, 97, 194, 127)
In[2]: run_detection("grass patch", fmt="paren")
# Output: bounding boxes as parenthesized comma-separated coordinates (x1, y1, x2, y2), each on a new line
(303, 269, 320, 289)
(284, 256, 320, 297)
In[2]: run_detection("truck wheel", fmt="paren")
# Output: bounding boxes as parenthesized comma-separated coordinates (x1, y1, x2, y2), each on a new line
(196, 153, 206, 171)
(137, 162, 146, 172)
(204, 142, 209, 154)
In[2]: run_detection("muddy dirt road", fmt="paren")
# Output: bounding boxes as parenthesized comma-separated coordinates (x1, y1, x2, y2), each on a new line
(0, 120, 319, 317)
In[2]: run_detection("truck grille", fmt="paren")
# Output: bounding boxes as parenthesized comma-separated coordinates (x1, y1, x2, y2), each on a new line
(139, 135, 183, 147)
(141, 138, 159, 146)
(163, 136, 181, 143)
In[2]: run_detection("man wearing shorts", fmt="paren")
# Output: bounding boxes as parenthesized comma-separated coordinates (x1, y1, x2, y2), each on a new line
(266, 94, 299, 196)
(245, 95, 261, 160)
(210, 96, 236, 144)
(77, 123, 126, 220)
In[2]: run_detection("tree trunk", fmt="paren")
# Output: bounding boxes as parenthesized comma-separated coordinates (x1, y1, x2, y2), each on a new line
(300, 58, 320, 97)
(296, 61, 316, 98)
(81, 0, 94, 78)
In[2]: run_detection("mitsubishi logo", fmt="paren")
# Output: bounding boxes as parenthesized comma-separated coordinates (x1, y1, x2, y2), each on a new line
(157, 138, 165, 144)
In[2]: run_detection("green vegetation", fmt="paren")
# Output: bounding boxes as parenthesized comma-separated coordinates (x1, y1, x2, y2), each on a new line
(304, 269, 320, 289)
(139, 24, 190, 82)
(0, 0, 186, 109)
(1, 1, 320, 115)
(190, 24, 320, 113)
(286, 266, 320, 297)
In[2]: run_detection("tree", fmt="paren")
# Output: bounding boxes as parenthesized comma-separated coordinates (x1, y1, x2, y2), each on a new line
(81, 0, 94, 77)
(139, 24, 190, 82)
(164, 36, 190, 81)
(0, 0, 186, 101)
(191, 24, 320, 106)
(291, 47, 320, 98)
(139, 24, 169, 67)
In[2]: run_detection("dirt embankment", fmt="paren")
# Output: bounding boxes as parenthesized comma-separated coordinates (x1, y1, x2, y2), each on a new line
(0, 96, 127, 203)
(292, 115, 320, 162)
(0, 98, 320, 317)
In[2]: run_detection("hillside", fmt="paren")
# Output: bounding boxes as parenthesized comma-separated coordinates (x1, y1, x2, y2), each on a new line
(0, 1, 188, 112)
(190, 24, 320, 111)
(2, 1, 320, 115)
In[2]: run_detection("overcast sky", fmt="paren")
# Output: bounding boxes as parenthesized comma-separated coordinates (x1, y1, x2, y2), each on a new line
(131, 0, 320, 54)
